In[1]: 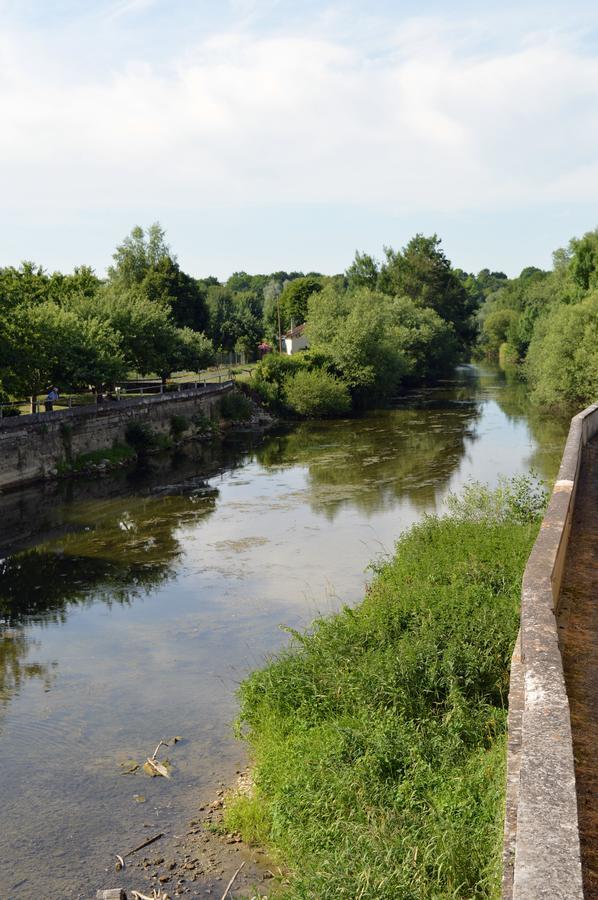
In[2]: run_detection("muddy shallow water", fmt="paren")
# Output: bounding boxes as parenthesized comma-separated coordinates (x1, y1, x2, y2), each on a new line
(0, 367, 569, 899)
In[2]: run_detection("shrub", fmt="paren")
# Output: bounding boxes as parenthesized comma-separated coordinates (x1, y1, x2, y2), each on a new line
(124, 421, 156, 451)
(191, 412, 213, 435)
(220, 391, 253, 421)
(61, 444, 136, 473)
(170, 414, 189, 439)
(526, 292, 598, 409)
(284, 369, 350, 418)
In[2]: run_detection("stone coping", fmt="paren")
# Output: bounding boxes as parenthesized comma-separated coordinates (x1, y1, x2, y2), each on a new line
(504, 403, 598, 899)
(0, 382, 233, 431)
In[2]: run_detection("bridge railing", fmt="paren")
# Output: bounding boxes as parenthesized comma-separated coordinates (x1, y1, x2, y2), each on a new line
(503, 402, 598, 899)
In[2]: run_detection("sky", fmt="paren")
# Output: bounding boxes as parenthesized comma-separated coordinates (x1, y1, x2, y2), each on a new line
(1, 0, 598, 279)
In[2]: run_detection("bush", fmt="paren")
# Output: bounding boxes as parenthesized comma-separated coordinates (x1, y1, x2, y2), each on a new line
(61, 444, 136, 473)
(226, 479, 542, 897)
(191, 412, 213, 435)
(220, 391, 253, 421)
(526, 292, 598, 409)
(170, 414, 189, 439)
(124, 421, 156, 451)
(284, 368, 351, 418)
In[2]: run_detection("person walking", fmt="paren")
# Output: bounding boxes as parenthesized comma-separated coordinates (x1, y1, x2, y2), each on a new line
(45, 386, 59, 412)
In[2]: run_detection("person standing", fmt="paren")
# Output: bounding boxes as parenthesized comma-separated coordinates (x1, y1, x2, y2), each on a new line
(45, 386, 59, 412)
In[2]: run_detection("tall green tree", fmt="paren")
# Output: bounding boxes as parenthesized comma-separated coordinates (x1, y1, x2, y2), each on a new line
(379, 235, 477, 351)
(345, 251, 379, 291)
(280, 277, 322, 330)
(2, 302, 125, 409)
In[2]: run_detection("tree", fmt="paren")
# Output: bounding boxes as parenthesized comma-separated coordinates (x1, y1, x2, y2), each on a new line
(307, 286, 406, 404)
(108, 223, 171, 287)
(142, 256, 209, 332)
(345, 251, 379, 291)
(0, 262, 52, 312)
(76, 286, 181, 377)
(263, 279, 283, 347)
(379, 234, 477, 351)
(206, 286, 238, 351)
(526, 292, 598, 408)
(390, 296, 458, 381)
(1, 302, 125, 408)
(280, 276, 322, 329)
(481, 308, 519, 358)
(172, 327, 214, 375)
(569, 229, 598, 295)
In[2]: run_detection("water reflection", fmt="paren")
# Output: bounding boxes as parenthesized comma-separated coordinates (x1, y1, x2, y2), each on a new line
(0, 629, 55, 709)
(260, 400, 480, 519)
(0, 491, 217, 628)
(0, 366, 571, 899)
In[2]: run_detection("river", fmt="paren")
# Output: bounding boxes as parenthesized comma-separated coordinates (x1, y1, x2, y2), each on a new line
(0, 366, 569, 899)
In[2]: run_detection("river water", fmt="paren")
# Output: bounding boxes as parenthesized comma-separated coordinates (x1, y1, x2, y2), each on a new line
(0, 366, 569, 899)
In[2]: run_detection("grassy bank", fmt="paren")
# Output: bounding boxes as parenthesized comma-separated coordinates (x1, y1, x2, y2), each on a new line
(226, 478, 545, 898)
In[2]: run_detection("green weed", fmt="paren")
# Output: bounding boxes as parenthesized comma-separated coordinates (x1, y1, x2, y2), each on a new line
(226, 480, 542, 898)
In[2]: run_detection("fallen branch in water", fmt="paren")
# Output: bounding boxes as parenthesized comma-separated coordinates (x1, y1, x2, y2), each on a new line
(220, 861, 245, 900)
(115, 831, 164, 870)
(144, 757, 170, 778)
(125, 832, 164, 857)
(151, 740, 169, 761)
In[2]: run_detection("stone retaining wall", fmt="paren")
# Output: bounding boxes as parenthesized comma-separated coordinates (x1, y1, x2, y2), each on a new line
(503, 402, 598, 899)
(0, 383, 233, 491)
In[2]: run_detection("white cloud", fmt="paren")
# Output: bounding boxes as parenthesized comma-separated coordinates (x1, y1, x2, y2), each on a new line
(1, 11, 598, 219)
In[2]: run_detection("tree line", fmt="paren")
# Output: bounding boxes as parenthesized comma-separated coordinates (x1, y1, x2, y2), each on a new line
(0, 224, 319, 408)
(476, 229, 598, 408)
(1, 222, 596, 415)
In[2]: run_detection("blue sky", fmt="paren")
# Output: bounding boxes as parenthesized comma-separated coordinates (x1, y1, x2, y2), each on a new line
(1, 0, 598, 279)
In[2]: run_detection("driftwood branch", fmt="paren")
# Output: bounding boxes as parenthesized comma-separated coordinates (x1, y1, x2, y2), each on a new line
(124, 832, 164, 858)
(220, 861, 245, 899)
(144, 757, 170, 778)
(151, 740, 169, 761)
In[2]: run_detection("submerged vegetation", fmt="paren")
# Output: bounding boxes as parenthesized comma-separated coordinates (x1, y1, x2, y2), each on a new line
(225, 477, 545, 898)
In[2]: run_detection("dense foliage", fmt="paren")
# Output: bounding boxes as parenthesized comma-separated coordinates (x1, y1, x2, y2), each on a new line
(3, 223, 594, 414)
(476, 229, 598, 408)
(249, 234, 474, 416)
(225, 477, 544, 897)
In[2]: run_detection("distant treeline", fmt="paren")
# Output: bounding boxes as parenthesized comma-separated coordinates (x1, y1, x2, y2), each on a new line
(1, 223, 596, 413)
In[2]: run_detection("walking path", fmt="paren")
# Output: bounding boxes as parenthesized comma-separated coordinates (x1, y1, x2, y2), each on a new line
(558, 436, 598, 898)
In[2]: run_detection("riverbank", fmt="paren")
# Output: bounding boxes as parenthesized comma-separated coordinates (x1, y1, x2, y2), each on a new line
(0, 367, 570, 899)
(225, 477, 546, 898)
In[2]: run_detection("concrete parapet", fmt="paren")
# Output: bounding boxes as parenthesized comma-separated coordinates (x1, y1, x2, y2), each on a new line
(0, 382, 233, 491)
(503, 403, 598, 899)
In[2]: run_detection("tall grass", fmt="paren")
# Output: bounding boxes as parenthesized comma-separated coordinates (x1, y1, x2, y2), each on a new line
(226, 478, 543, 898)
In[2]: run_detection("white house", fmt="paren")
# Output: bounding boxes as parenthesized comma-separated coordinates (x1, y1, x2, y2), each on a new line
(283, 323, 309, 355)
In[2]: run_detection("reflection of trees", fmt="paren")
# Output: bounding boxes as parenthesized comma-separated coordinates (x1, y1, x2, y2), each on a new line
(0, 485, 218, 729)
(256, 395, 481, 520)
(0, 628, 54, 705)
(0, 489, 217, 627)
(487, 374, 570, 482)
